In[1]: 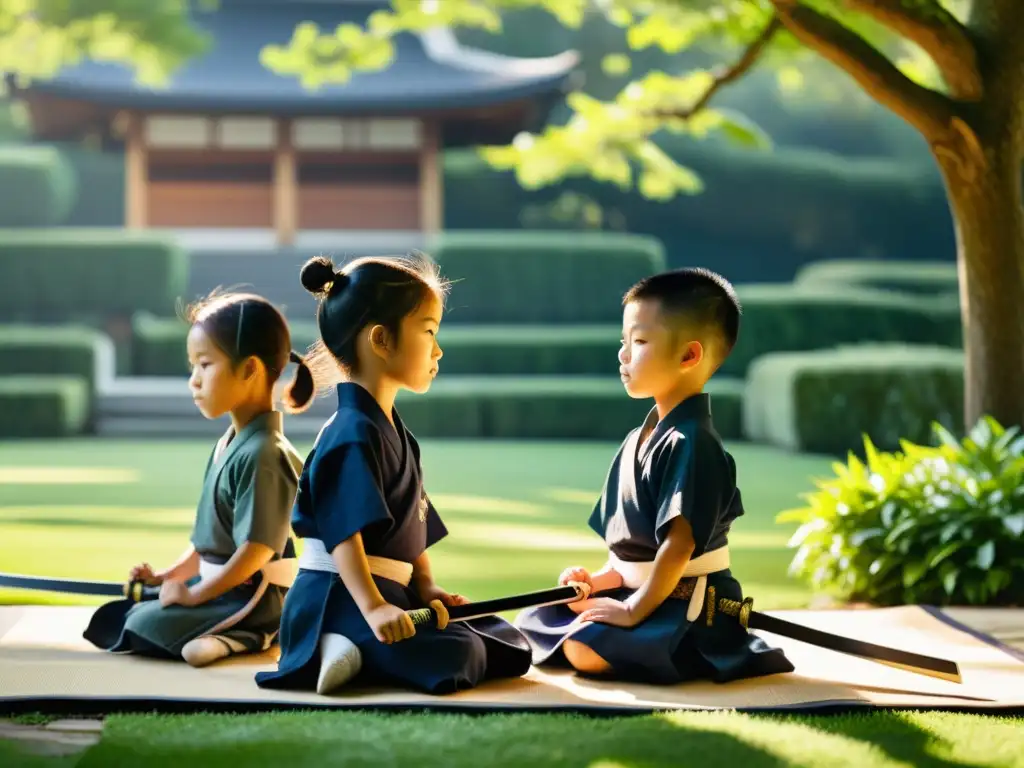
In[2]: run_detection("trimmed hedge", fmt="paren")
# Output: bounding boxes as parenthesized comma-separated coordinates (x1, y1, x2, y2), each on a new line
(51, 142, 125, 228)
(435, 325, 620, 375)
(393, 376, 744, 440)
(132, 313, 624, 377)
(0, 145, 76, 227)
(0, 375, 90, 437)
(443, 142, 953, 282)
(0, 230, 188, 323)
(794, 259, 959, 297)
(0, 324, 102, 399)
(428, 231, 666, 324)
(743, 345, 964, 455)
(725, 284, 962, 378)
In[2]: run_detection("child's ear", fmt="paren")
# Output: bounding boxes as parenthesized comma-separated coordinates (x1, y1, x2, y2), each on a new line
(368, 324, 390, 356)
(242, 356, 259, 381)
(680, 341, 704, 368)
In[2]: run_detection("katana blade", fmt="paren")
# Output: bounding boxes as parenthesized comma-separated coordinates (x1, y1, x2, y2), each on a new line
(722, 597, 962, 684)
(409, 584, 585, 627)
(0, 572, 153, 601)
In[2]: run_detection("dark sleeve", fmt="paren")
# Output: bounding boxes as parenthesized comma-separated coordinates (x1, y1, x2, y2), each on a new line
(231, 449, 298, 554)
(651, 434, 711, 551)
(422, 492, 449, 548)
(310, 442, 394, 553)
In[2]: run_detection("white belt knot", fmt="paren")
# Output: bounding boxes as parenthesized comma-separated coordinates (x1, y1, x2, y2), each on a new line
(608, 546, 730, 622)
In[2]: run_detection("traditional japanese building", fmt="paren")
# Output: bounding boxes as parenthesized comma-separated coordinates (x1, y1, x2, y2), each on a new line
(12, 0, 578, 244)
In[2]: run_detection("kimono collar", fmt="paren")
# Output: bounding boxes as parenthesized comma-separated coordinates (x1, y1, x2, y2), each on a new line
(637, 392, 712, 463)
(216, 410, 282, 464)
(661, 392, 712, 427)
(336, 382, 404, 452)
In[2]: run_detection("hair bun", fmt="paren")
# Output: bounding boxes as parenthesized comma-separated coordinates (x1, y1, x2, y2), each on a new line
(300, 256, 346, 296)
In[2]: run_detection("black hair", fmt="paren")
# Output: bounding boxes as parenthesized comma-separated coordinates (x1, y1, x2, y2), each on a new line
(299, 251, 449, 388)
(182, 291, 315, 413)
(623, 267, 741, 361)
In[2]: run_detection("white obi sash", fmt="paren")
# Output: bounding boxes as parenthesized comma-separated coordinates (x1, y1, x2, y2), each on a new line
(194, 555, 298, 640)
(297, 538, 414, 587)
(608, 546, 730, 622)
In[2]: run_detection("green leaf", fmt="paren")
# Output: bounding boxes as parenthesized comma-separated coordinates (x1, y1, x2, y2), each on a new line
(985, 569, 1011, 596)
(707, 108, 772, 149)
(939, 520, 961, 542)
(902, 558, 929, 588)
(932, 422, 963, 451)
(849, 528, 885, 546)
(975, 540, 996, 570)
(928, 540, 963, 568)
(601, 53, 632, 77)
(776, 65, 805, 94)
(884, 517, 917, 546)
(942, 567, 959, 595)
(1003, 512, 1024, 536)
(776, 507, 811, 524)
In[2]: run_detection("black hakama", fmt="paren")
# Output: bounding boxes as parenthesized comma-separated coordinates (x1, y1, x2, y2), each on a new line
(255, 383, 531, 695)
(516, 394, 794, 685)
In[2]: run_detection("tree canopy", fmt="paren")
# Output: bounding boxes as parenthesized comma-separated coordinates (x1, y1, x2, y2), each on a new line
(1, 1, 980, 201)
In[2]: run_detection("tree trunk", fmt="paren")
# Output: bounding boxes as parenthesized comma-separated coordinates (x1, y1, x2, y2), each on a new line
(936, 130, 1024, 432)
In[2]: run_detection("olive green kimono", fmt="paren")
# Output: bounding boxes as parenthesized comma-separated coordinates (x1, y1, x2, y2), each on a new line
(83, 411, 303, 659)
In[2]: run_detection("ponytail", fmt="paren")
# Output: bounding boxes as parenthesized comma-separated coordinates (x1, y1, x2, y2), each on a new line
(281, 350, 315, 413)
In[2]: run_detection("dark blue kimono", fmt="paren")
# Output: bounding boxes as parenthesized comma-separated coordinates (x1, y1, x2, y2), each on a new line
(515, 393, 794, 685)
(255, 383, 532, 695)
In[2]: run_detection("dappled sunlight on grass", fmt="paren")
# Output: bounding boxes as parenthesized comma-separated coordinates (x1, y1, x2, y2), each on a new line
(447, 521, 604, 551)
(428, 493, 550, 517)
(0, 467, 140, 484)
(0, 523, 191, 581)
(0, 506, 193, 524)
(0, 439, 827, 613)
(541, 487, 600, 506)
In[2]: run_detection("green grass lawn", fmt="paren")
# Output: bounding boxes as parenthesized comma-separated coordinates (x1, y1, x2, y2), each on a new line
(1, 438, 1021, 768)
(0, 438, 825, 609)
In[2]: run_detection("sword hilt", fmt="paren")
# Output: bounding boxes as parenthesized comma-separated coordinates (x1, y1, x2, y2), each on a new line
(407, 599, 450, 630)
(122, 580, 159, 603)
(715, 596, 754, 628)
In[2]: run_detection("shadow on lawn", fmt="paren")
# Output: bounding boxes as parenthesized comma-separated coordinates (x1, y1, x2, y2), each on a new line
(802, 711, 995, 768)
(67, 708, 997, 768)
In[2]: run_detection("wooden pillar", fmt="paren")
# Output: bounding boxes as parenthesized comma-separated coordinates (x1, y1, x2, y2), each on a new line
(274, 118, 297, 246)
(419, 120, 442, 234)
(124, 112, 147, 229)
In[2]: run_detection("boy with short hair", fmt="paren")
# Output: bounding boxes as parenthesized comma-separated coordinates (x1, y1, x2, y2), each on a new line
(515, 267, 794, 684)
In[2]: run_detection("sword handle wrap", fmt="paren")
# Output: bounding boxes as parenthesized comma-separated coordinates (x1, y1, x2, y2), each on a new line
(407, 608, 434, 627)
(717, 597, 754, 628)
(123, 580, 159, 603)
(406, 600, 449, 630)
(124, 580, 143, 602)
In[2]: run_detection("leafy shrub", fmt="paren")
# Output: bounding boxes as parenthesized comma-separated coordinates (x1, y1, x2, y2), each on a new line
(778, 417, 1024, 606)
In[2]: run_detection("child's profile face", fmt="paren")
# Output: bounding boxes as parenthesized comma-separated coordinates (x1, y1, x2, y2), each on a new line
(618, 299, 699, 400)
(386, 290, 444, 394)
(186, 325, 250, 419)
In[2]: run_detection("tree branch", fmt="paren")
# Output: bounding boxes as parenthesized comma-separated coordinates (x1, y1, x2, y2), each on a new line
(769, 0, 954, 139)
(659, 15, 782, 120)
(844, 0, 982, 100)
